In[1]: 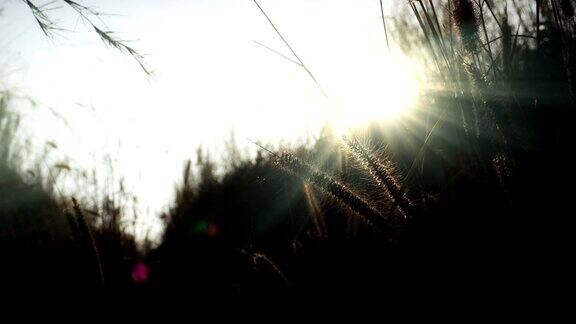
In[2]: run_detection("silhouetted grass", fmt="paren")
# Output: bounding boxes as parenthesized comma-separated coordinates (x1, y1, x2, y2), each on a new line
(1, 91, 141, 289)
(2, 1, 575, 300)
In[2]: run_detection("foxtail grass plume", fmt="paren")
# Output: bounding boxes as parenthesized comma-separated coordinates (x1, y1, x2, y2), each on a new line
(453, 0, 480, 53)
(275, 152, 389, 232)
(71, 197, 105, 285)
(342, 136, 413, 218)
(501, 15, 512, 76)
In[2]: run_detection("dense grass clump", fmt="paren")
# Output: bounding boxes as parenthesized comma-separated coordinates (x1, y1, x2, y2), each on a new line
(1, 92, 141, 290)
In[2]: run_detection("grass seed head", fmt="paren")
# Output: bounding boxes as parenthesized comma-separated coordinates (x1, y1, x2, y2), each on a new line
(453, 0, 480, 54)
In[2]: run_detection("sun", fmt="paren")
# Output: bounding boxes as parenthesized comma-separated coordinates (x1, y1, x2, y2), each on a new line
(327, 53, 420, 134)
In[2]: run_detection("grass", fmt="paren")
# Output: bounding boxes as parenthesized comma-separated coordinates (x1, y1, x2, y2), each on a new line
(1, 91, 141, 289)
(1, 0, 575, 299)
(21, 0, 151, 75)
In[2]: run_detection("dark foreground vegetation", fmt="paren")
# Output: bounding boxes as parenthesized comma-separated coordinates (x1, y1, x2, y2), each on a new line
(1, 0, 575, 303)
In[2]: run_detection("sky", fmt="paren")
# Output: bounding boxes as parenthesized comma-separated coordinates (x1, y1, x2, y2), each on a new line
(0, 0, 420, 239)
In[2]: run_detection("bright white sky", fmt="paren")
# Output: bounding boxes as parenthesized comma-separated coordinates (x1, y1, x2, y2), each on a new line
(0, 0, 420, 239)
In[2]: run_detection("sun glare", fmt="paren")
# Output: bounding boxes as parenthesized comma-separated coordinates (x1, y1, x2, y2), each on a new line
(327, 53, 420, 135)
(1, 0, 423, 239)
